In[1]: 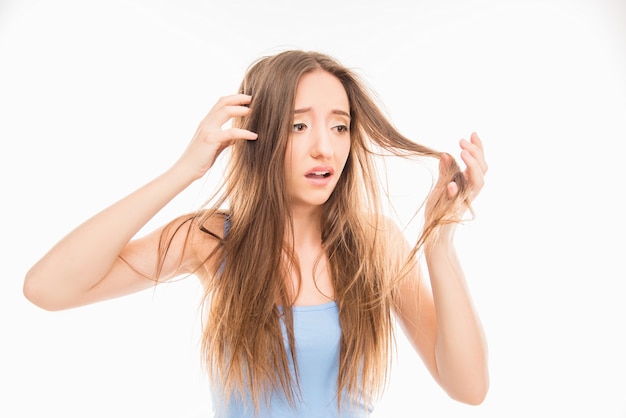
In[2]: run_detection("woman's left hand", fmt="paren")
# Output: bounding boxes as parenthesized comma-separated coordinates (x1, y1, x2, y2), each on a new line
(426, 132, 488, 228)
(447, 131, 488, 206)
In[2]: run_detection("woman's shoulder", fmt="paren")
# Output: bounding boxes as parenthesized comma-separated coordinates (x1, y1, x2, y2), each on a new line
(360, 212, 404, 238)
(365, 213, 411, 260)
(167, 209, 229, 275)
(194, 209, 230, 241)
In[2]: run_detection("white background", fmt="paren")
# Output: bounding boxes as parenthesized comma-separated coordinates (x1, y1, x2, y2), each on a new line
(1, 0, 625, 416)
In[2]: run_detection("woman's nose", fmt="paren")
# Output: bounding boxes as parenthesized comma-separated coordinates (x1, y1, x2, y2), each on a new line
(310, 127, 333, 159)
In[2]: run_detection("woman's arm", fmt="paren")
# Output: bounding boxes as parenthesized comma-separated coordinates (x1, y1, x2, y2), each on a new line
(394, 234, 489, 405)
(394, 132, 489, 404)
(23, 94, 257, 311)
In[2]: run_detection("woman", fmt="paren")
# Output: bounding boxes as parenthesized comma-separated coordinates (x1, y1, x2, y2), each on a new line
(24, 50, 489, 417)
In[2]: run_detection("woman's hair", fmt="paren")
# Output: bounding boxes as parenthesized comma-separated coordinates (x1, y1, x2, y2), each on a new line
(162, 50, 469, 413)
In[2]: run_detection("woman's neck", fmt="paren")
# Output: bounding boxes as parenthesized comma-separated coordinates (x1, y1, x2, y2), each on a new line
(288, 205, 323, 249)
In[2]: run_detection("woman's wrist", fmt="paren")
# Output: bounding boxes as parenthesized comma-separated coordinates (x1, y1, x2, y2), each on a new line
(424, 223, 457, 256)
(165, 160, 205, 188)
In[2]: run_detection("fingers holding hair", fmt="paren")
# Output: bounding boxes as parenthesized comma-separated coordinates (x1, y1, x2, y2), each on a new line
(176, 94, 259, 179)
(460, 132, 488, 174)
(432, 132, 488, 221)
(435, 152, 459, 199)
(203, 94, 258, 140)
(459, 132, 487, 201)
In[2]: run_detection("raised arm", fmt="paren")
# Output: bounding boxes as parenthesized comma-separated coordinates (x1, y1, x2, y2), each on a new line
(23, 94, 257, 311)
(393, 132, 489, 405)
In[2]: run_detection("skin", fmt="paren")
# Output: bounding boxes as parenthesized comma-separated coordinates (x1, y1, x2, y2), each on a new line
(284, 70, 351, 306)
(23, 69, 489, 405)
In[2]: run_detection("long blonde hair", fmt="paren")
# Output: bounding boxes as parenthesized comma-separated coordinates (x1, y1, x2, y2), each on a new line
(165, 50, 469, 412)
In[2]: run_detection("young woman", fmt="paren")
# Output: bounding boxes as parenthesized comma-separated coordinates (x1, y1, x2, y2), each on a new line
(24, 50, 489, 417)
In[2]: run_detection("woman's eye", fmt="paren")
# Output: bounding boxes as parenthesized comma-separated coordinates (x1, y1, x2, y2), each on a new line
(293, 123, 307, 132)
(334, 125, 349, 133)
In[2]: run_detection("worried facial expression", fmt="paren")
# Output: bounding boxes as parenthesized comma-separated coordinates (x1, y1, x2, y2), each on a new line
(284, 69, 351, 211)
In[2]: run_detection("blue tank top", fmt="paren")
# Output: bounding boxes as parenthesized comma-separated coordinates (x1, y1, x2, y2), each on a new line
(211, 219, 372, 417)
(211, 301, 372, 417)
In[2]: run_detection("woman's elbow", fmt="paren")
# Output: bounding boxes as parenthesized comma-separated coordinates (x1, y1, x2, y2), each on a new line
(23, 271, 65, 311)
(449, 376, 489, 406)
(457, 387, 488, 406)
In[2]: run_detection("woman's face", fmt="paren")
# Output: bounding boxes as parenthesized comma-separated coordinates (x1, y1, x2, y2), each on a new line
(284, 69, 351, 212)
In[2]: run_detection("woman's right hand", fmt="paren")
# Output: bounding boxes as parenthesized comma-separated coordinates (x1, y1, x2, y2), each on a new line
(174, 94, 258, 180)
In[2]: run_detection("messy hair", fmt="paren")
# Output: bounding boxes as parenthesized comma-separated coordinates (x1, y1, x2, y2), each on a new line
(163, 50, 469, 413)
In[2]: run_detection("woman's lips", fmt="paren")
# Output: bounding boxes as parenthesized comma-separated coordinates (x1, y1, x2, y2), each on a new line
(304, 166, 334, 185)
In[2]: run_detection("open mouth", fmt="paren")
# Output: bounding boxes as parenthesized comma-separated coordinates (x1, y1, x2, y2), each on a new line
(305, 171, 331, 179)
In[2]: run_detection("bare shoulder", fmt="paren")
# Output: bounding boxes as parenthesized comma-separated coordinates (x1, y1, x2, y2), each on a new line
(172, 209, 228, 275)
(365, 214, 409, 249)
(121, 209, 228, 282)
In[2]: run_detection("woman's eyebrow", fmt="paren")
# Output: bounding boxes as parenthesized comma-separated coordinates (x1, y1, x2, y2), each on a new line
(332, 109, 351, 119)
(294, 107, 351, 119)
